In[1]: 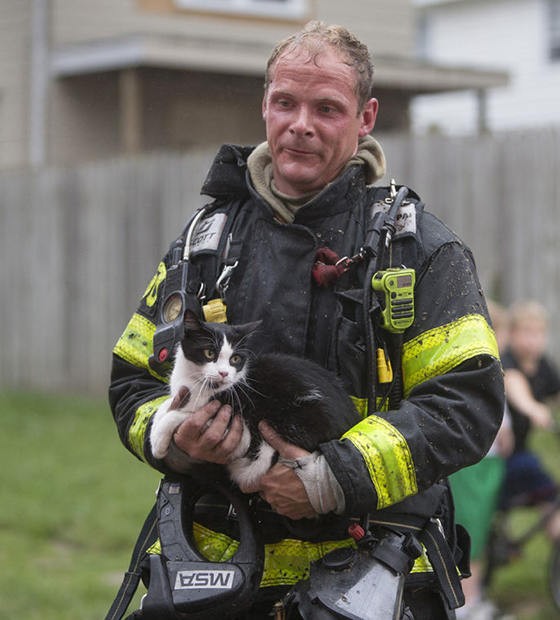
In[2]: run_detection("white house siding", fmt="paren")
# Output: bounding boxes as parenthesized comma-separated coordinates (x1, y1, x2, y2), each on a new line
(319, 0, 415, 58)
(412, 0, 560, 134)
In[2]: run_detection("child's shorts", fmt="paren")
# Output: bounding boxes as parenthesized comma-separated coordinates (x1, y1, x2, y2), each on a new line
(499, 449, 558, 509)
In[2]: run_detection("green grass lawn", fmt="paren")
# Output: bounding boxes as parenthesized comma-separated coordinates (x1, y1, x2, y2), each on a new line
(1, 390, 559, 619)
(0, 390, 160, 620)
(485, 423, 560, 620)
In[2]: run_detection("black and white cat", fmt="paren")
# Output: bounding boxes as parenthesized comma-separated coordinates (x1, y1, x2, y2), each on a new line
(150, 311, 360, 490)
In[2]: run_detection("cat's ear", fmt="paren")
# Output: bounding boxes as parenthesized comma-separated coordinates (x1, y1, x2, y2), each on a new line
(183, 309, 203, 332)
(241, 320, 263, 336)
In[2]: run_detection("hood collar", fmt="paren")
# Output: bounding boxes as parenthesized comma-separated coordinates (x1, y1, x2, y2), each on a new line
(246, 135, 386, 223)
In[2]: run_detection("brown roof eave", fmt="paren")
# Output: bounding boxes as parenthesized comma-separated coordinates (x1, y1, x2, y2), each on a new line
(374, 55, 509, 94)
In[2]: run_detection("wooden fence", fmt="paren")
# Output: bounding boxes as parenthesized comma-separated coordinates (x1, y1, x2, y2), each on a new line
(2, 129, 560, 395)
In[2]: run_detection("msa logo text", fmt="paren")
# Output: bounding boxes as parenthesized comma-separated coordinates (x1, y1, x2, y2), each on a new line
(174, 569, 235, 590)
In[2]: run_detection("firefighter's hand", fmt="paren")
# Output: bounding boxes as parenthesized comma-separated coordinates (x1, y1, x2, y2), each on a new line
(172, 399, 243, 465)
(253, 422, 318, 520)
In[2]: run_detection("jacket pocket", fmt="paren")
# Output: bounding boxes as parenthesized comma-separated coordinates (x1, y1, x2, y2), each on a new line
(334, 289, 368, 399)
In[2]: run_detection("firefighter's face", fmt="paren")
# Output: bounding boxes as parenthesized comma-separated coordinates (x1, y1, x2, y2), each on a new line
(262, 46, 377, 198)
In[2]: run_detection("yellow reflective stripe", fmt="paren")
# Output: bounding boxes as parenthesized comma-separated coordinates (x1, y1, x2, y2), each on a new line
(402, 314, 499, 398)
(113, 312, 167, 382)
(192, 522, 355, 587)
(350, 396, 388, 417)
(146, 539, 161, 555)
(346, 315, 497, 509)
(343, 415, 417, 509)
(143, 262, 167, 308)
(411, 545, 433, 573)
(129, 395, 168, 461)
(350, 396, 368, 418)
(146, 523, 434, 583)
(113, 312, 155, 368)
(260, 537, 355, 588)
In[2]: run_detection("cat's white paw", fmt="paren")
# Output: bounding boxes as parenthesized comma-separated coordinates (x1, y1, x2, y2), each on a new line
(150, 400, 186, 459)
(151, 432, 172, 459)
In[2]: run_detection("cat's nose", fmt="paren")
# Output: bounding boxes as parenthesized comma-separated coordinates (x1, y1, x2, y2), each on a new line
(218, 371, 229, 378)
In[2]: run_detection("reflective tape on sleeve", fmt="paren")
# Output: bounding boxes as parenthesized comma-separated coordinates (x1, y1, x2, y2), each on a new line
(402, 314, 499, 397)
(128, 395, 169, 461)
(113, 312, 167, 382)
(343, 415, 417, 509)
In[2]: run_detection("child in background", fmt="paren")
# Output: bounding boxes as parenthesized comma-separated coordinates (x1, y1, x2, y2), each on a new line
(452, 300, 514, 620)
(500, 300, 560, 540)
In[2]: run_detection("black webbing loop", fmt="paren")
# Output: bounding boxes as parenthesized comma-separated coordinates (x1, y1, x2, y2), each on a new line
(105, 502, 158, 620)
(418, 519, 465, 610)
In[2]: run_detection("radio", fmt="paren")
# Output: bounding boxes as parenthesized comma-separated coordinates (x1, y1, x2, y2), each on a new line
(372, 267, 415, 334)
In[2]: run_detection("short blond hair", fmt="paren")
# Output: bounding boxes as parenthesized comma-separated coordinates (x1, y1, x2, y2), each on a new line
(265, 21, 375, 111)
(508, 300, 549, 329)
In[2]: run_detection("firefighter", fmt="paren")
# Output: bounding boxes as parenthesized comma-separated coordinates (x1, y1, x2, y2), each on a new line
(109, 21, 504, 619)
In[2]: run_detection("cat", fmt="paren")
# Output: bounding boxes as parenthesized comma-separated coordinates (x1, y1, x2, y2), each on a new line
(150, 310, 361, 491)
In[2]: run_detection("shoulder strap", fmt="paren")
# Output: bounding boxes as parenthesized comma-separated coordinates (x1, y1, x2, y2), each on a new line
(149, 200, 245, 370)
(417, 519, 465, 610)
(104, 503, 158, 620)
(362, 185, 412, 412)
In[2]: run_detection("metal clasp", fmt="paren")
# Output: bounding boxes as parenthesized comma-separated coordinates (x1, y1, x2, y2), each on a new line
(216, 260, 239, 297)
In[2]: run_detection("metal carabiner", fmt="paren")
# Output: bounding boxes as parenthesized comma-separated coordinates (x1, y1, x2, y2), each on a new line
(216, 260, 239, 297)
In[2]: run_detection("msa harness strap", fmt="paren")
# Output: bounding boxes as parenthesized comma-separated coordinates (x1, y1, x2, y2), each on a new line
(418, 519, 465, 610)
(148, 206, 211, 372)
(362, 184, 412, 412)
(311, 182, 416, 409)
(104, 503, 158, 620)
(148, 201, 243, 373)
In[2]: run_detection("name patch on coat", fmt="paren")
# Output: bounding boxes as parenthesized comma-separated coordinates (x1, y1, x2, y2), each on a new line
(371, 201, 417, 236)
(190, 213, 227, 254)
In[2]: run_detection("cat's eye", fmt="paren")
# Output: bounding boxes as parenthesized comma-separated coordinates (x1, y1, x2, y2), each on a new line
(203, 348, 216, 361)
(230, 354, 242, 365)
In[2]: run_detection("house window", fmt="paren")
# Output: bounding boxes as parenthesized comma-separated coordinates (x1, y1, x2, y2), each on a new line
(174, 0, 308, 19)
(549, 0, 560, 60)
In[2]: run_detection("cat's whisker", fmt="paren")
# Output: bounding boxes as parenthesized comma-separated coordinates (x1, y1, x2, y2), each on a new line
(240, 378, 266, 400)
(218, 384, 240, 414)
(234, 382, 258, 409)
(189, 376, 211, 410)
(227, 387, 244, 417)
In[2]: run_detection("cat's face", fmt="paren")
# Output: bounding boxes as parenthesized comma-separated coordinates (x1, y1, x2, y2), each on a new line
(179, 312, 260, 394)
